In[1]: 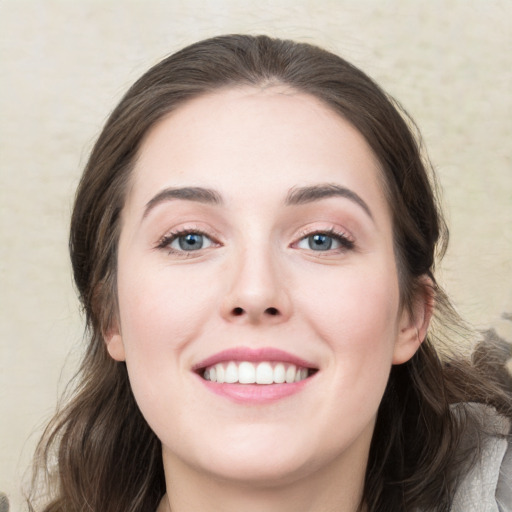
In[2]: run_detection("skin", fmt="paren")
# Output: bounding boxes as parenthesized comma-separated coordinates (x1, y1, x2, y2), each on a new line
(106, 86, 431, 512)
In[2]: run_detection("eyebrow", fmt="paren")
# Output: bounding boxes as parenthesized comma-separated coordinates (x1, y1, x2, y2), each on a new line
(143, 186, 223, 218)
(285, 183, 373, 220)
(143, 183, 373, 221)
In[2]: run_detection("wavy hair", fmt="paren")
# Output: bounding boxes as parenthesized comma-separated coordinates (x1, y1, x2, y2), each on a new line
(29, 34, 511, 512)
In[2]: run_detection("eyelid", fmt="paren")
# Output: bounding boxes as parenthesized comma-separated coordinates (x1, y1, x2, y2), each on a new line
(291, 225, 356, 251)
(155, 225, 222, 254)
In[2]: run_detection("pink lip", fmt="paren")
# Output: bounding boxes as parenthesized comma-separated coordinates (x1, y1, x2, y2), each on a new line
(192, 347, 317, 371)
(192, 347, 318, 404)
(197, 378, 313, 403)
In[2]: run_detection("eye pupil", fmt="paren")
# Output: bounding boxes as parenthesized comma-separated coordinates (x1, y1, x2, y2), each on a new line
(179, 233, 203, 250)
(309, 234, 332, 251)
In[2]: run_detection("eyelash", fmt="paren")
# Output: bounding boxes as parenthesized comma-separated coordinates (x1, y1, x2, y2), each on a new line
(156, 228, 219, 256)
(155, 227, 355, 256)
(293, 228, 355, 253)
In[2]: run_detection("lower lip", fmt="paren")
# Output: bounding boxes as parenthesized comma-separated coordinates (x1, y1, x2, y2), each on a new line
(196, 375, 313, 404)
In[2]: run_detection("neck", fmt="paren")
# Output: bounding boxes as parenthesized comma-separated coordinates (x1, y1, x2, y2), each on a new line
(158, 449, 368, 512)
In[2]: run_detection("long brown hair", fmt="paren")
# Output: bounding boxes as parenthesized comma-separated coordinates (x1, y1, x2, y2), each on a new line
(29, 34, 511, 512)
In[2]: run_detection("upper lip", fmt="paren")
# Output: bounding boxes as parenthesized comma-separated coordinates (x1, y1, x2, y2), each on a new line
(192, 347, 318, 371)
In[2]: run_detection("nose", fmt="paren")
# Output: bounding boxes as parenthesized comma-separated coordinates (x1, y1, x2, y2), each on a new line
(220, 246, 292, 324)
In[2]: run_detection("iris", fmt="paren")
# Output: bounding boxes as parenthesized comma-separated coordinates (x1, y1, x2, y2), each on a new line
(308, 233, 333, 251)
(178, 233, 204, 251)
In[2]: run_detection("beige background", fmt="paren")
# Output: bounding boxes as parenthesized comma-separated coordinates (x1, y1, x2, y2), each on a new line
(1, 1, 511, 509)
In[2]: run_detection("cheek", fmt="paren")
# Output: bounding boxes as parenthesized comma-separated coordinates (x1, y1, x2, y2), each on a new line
(270, 264, 400, 459)
(297, 261, 401, 391)
(114, 261, 218, 431)
(299, 261, 400, 341)
(116, 260, 216, 354)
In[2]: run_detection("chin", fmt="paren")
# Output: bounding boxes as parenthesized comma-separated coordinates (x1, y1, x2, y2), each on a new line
(171, 425, 317, 486)
(201, 450, 314, 488)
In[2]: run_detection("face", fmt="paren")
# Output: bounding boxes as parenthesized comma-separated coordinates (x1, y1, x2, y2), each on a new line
(107, 86, 425, 487)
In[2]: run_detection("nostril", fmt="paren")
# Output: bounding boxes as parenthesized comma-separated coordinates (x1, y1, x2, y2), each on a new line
(232, 307, 244, 316)
(265, 307, 279, 316)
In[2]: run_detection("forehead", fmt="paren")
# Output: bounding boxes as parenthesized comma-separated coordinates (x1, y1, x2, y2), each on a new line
(129, 86, 388, 216)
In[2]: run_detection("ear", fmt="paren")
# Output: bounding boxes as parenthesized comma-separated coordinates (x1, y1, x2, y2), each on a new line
(92, 276, 126, 361)
(393, 276, 435, 365)
(104, 321, 126, 362)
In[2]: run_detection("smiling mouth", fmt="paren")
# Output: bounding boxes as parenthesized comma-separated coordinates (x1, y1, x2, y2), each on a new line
(200, 361, 318, 384)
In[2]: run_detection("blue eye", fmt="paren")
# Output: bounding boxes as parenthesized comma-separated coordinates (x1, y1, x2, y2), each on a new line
(296, 231, 353, 252)
(177, 233, 204, 250)
(307, 233, 333, 251)
(166, 232, 214, 252)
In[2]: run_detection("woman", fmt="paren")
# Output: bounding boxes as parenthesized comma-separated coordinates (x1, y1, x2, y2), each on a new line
(30, 35, 511, 512)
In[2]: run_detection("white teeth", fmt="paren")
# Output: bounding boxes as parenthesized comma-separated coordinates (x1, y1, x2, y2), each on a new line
(239, 361, 256, 383)
(225, 361, 238, 383)
(256, 362, 274, 384)
(273, 363, 286, 384)
(285, 364, 296, 383)
(216, 364, 225, 384)
(202, 361, 312, 384)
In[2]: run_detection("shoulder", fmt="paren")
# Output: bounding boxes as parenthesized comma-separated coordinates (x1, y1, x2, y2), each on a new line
(450, 403, 511, 512)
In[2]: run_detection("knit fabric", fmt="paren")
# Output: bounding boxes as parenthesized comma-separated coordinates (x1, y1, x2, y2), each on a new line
(451, 405, 511, 511)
